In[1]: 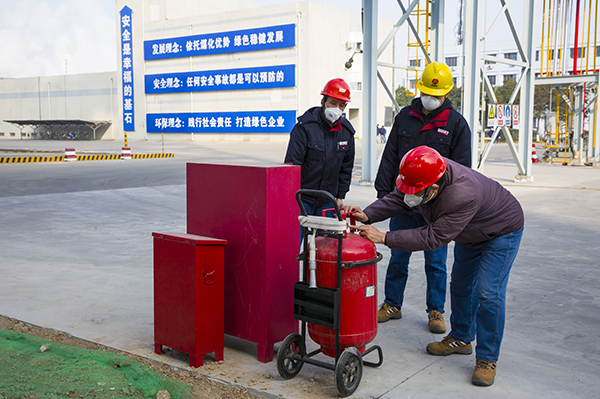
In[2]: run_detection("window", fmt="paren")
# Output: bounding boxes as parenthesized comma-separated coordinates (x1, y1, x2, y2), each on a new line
(488, 75, 496, 86)
(570, 47, 585, 58)
(548, 48, 562, 59)
(485, 54, 496, 65)
(445, 56, 458, 67)
(452, 77, 457, 86)
(409, 79, 417, 90)
(409, 59, 421, 67)
(504, 52, 518, 61)
(536, 50, 540, 61)
(503, 74, 517, 82)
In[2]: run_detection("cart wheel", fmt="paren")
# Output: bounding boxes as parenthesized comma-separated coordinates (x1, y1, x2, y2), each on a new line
(276, 333, 305, 379)
(334, 347, 363, 397)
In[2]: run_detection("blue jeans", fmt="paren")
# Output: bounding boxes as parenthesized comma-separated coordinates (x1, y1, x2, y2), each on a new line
(384, 213, 448, 313)
(448, 226, 524, 362)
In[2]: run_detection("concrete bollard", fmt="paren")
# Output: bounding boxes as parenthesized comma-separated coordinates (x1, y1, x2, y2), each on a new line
(64, 148, 76, 162)
(121, 147, 132, 160)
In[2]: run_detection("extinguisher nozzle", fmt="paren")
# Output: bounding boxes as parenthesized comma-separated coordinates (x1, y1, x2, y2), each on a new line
(309, 270, 317, 289)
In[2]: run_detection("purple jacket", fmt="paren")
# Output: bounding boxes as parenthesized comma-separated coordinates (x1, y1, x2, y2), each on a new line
(363, 159, 524, 250)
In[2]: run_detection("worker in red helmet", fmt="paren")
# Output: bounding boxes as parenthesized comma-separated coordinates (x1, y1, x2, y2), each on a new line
(284, 78, 355, 224)
(345, 146, 524, 387)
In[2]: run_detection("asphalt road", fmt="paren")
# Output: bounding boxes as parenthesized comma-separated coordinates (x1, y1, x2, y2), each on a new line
(0, 139, 518, 198)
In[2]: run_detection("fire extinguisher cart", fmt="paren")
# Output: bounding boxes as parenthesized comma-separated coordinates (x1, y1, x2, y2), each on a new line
(276, 190, 383, 397)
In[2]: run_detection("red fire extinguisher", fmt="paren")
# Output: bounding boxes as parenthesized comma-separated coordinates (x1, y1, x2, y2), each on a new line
(307, 210, 379, 357)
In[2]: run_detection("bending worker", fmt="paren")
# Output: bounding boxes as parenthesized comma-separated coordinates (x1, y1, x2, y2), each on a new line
(345, 146, 524, 387)
(284, 78, 355, 219)
(375, 61, 471, 334)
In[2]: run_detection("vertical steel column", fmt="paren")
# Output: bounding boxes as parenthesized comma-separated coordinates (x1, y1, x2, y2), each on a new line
(572, 86, 585, 164)
(361, 0, 378, 183)
(462, 0, 483, 168)
(430, 0, 445, 62)
(595, 76, 600, 163)
(517, 0, 537, 180)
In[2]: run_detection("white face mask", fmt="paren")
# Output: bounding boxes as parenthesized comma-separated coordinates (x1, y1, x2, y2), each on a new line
(403, 186, 437, 207)
(403, 194, 424, 208)
(324, 107, 343, 124)
(421, 95, 443, 111)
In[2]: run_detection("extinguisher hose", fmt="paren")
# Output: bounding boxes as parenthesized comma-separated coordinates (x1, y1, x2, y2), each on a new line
(342, 252, 384, 268)
(309, 230, 317, 288)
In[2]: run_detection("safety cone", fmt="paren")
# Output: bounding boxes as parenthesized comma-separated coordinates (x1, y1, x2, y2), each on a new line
(532, 143, 540, 163)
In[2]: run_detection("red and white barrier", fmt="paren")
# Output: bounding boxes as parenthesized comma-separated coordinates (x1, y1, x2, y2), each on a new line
(121, 147, 132, 160)
(532, 143, 540, 163)
(64, 148, 76, 162)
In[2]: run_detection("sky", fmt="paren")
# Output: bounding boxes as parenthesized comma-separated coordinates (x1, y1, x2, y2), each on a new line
(0, 0, 524, 79)
(0, 0, 117, 78)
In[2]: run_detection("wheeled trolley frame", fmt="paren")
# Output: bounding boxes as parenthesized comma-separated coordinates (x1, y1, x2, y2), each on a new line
(276, 189, 383, 397)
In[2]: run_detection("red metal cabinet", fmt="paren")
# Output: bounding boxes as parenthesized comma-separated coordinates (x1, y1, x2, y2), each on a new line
(186, 163, 300, 363)
(153, 232, 227, 367)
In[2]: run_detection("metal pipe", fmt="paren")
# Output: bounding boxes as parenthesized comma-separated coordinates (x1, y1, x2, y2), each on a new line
(557, 91, 560, 146)
(594, 0, 598, 73)
(561, 0, 572, 76)
(547, 0, 553, 75)
(593, 88, 598, 151)
(585, 0, 592, 73)
(554, 0, 563, 75)
(541, 0, 547, 76)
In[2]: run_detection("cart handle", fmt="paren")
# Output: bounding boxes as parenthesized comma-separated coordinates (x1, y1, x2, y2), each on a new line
(322, 208, 357, 227)
(295, 189, 343, 221)
(341, 252, 384, 269)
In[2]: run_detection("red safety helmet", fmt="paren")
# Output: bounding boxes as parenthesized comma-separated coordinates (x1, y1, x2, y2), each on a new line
(321, 78, 351, 102)
(396, 146, 447, 194)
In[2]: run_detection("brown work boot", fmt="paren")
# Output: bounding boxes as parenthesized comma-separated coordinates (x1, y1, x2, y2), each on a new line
(472, 359, 497, 386)
(427, 336, 473, 356)
(428, 310, 446, 333)
(377, 302, 402, 323)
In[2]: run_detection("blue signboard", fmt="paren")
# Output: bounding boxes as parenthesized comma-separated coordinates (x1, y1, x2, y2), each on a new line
(147, 111, 296, 134)
(144, 24, 295, 60)
(120, 6, 134, 131)
(145, 64, 295, 94)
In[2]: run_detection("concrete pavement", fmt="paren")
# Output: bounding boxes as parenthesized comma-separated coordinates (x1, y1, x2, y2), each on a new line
(1, 138, 599, 398)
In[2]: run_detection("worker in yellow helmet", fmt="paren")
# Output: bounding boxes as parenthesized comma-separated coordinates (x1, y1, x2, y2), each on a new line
(373, 62, 472, 337)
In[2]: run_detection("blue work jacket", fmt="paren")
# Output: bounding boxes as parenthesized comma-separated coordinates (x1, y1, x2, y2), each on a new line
(375, 97, 472, 198)
(284, 106, 356, 204)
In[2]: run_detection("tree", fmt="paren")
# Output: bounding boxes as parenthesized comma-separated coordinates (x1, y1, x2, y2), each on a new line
(533, 84, 552, 119)
(394, 85, 414, 108)
(494, 78, 519, 105)
(447, 86, 462, 112)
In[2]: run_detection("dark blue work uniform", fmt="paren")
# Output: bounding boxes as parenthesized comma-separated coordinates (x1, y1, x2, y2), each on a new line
(284, 106, 355, 211)
(375, 97, 471, 197)
(374, 96, 472, 316)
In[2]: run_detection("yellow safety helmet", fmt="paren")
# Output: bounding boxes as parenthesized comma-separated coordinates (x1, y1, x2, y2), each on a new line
(417, 62, 454, 96)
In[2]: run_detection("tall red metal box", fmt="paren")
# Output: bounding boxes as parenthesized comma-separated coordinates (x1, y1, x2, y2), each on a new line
(153, 232, 227, 367)
(186, 163, 300, 363)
